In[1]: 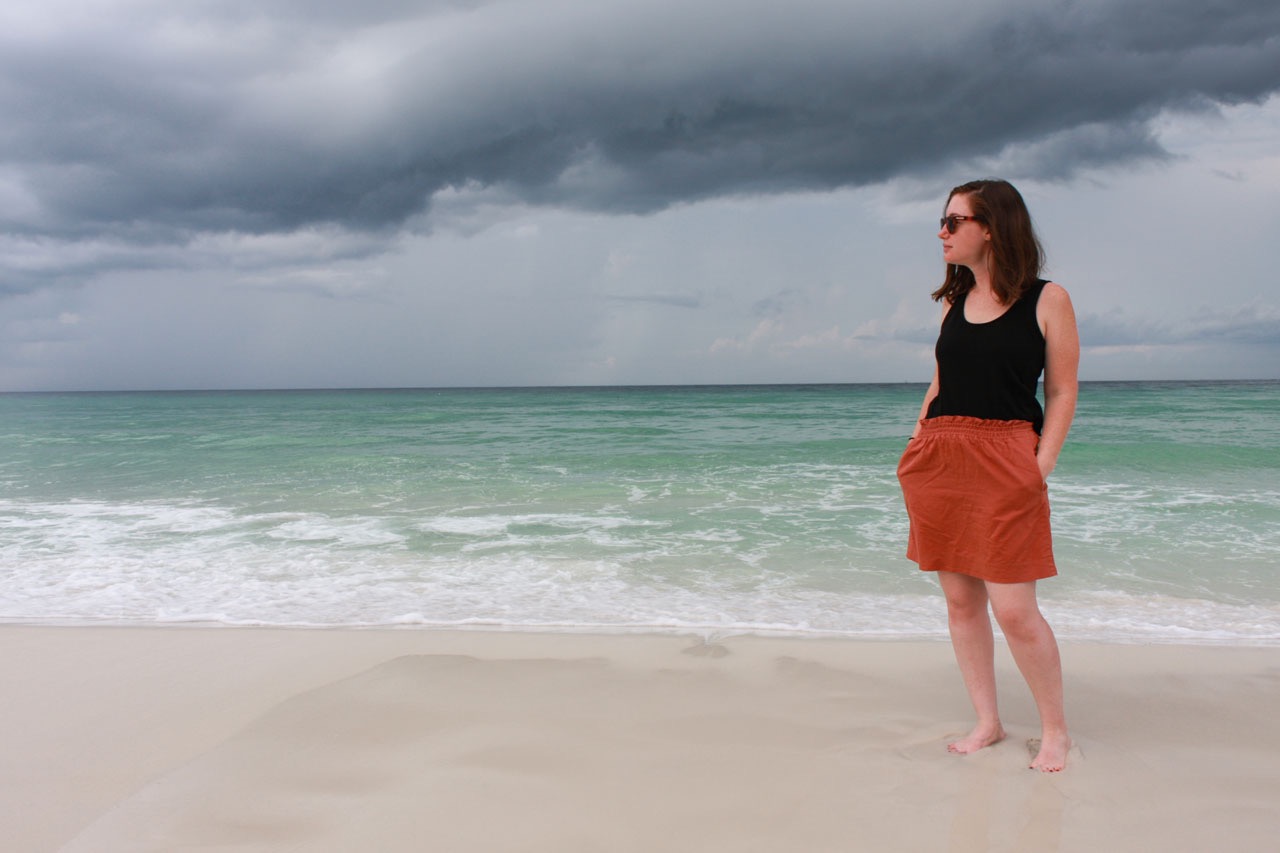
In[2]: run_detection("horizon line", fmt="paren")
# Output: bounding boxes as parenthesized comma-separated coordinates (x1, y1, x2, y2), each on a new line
(4, 377, 1278, 395)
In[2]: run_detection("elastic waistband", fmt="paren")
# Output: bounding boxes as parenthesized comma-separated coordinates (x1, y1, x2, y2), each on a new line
(917, 416, 1036, 438)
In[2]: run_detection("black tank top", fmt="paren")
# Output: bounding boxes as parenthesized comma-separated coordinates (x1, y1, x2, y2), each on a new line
(926, 279, 1047, 433)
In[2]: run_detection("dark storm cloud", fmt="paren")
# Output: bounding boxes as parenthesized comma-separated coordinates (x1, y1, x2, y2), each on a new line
(1077, 310, 1168, 346)
(2, 0, 1278, 290)
(1185, 306, 1280, 345)
(1079, 306, 1280, 348)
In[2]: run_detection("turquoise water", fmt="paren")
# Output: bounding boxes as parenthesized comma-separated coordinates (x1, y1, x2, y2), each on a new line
(1, 382, 1277, 643)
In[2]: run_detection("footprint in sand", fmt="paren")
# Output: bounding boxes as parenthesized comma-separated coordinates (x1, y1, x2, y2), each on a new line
(1026, 738, 1085, 764)
(682, 641, 730, 658)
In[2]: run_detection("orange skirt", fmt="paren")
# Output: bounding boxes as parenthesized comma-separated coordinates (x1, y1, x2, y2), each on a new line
(897, 416, 1056, 583)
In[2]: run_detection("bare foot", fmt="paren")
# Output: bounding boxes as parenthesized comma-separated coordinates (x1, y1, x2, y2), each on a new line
(1029, 731, 1071, 772)
(947, 723, 1006, 755)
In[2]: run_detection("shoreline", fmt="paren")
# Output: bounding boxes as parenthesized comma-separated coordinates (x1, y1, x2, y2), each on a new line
(6, 614, 1277, 647)
(5, 625, 1279, 852)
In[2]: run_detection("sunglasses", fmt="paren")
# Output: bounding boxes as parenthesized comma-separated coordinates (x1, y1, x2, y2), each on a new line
(940, 214, 982, 234)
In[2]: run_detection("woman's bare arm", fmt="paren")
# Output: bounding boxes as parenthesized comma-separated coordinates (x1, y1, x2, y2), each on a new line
(1036, 282, 1080, 478)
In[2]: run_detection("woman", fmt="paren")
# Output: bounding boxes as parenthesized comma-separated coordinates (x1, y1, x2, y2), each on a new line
(897, 179, 1079, 772)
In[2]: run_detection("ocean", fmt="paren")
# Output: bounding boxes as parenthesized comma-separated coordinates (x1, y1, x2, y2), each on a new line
(1, 381, 1277, 644)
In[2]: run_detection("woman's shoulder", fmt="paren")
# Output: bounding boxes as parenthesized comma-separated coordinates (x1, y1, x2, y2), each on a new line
(1038, 281, 1072, 306)
(1036, 281, 1078, 331)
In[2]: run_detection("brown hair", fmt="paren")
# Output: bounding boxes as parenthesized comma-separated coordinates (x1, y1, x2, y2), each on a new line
(931, 179, 1045, 305)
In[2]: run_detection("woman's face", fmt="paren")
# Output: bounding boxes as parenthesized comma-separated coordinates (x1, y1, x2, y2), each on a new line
(939, 193, 991, 271)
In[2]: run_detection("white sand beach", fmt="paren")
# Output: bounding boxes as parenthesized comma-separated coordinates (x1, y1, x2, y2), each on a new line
(3, 626, 1278, 852)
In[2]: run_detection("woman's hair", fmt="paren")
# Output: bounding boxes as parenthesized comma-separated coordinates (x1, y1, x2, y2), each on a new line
(931, 179, 1045, 305)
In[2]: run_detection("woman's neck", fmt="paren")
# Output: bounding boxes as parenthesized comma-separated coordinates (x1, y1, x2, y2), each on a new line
(967, 265, 994, 298)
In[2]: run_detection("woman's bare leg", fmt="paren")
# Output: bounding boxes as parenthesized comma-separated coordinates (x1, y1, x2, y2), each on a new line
(986, 581, 1071, 771)
(937, 571, 1006, 753)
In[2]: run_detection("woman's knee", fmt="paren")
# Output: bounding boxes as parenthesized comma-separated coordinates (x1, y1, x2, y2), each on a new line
(984, 581, 1047, 639)
(946, 592, 987, 622)
(991, 600, 1045, 642)
(940, 575, 989, 622)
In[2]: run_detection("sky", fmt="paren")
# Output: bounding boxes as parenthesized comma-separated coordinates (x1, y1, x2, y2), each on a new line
(1, 0, 1278, 391)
